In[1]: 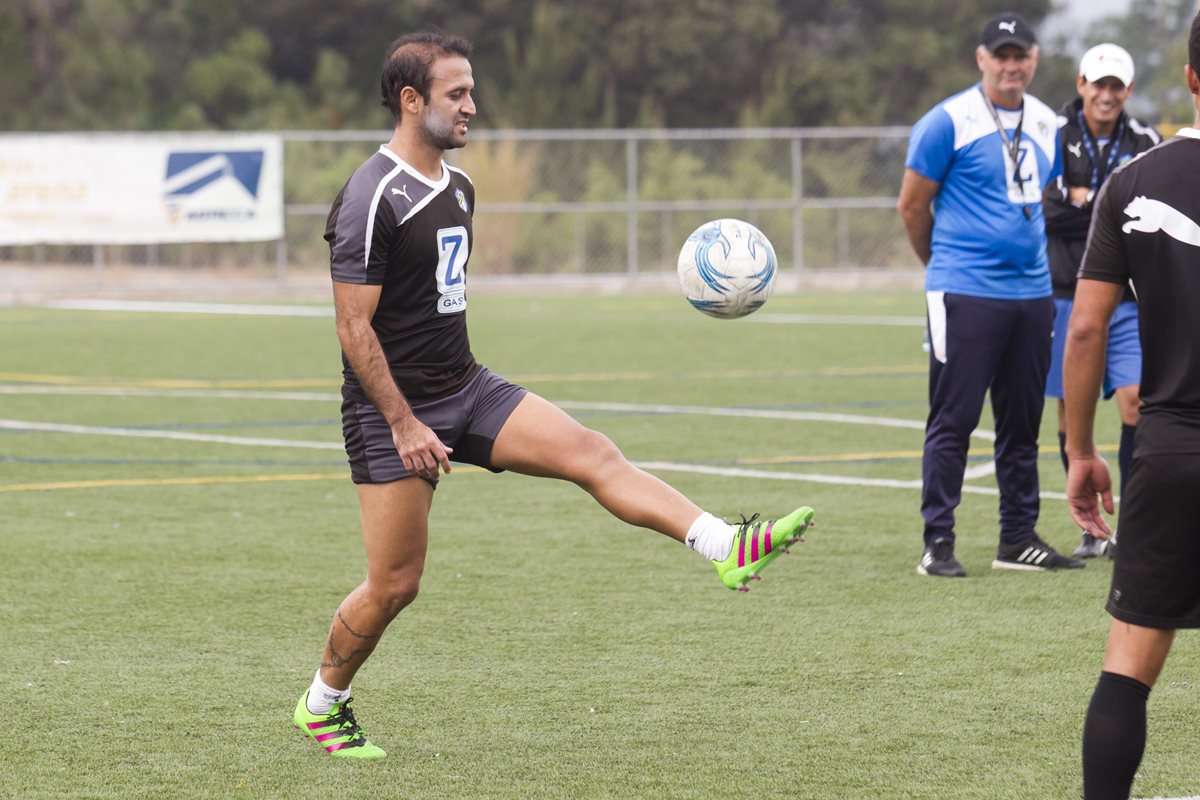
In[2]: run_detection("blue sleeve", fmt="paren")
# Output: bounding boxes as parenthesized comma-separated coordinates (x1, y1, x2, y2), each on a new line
(905, 106, 955, 183)
(1046, 128, 1063, 186)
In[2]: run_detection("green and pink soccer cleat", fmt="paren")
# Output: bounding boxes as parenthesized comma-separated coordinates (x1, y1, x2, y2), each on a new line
(714, 506, 815, 591)
(293, 691, 387, 759)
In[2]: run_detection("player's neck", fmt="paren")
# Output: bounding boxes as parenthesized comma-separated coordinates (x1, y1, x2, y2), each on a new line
(1085, 115, 1118, 139)
(384, 130, 445, 181)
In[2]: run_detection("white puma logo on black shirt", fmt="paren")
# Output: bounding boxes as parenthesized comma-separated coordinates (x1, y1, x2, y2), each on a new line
(1122, 195, 1200, 247)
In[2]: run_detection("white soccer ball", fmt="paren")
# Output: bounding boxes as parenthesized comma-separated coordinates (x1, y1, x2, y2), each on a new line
(676, 218, 777, 319)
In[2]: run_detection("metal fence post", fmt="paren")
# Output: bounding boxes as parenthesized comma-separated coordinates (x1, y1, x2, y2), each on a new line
(93, 244, 104, 286)
(791, 136, 804, 272)
(275, 237, 288, 285)
(575, 212, 586, 273)
(626, 136, 638, 274)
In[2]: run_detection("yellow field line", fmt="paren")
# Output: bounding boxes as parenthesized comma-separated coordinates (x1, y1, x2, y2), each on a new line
(0, 466, 489, 493)
(738, 443, 1117, 465)
(0, 472, 348, 492)
(0, 373, 338, 389)
(0, 364, 926, 389)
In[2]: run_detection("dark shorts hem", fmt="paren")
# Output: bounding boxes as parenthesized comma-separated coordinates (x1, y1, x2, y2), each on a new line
(342, 366, 527, 485)
(1106, 453, 1200, 626)
(1107, 603, 1200, 630)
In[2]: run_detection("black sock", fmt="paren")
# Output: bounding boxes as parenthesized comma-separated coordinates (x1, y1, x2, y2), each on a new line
(1059, 430, 1069, 474)
(1118, 424, 1136, 496)
(1082, 671, 1150, 800)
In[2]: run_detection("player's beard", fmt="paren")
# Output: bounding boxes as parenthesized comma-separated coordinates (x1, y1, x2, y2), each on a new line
(420, 108, 466, 151)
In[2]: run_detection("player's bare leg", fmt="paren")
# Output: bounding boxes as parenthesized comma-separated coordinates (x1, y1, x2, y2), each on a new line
(491, 393, 699, 539)
(490, 392, 814, 590)
(1102, 619, 1174, 686)
(294, 477, 433, 758)
(320, 478, 433, 687)
(1114, 386, 1141, 429)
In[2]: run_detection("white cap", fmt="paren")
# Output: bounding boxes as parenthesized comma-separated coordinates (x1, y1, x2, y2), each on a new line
(1079, 43, 1135, 86)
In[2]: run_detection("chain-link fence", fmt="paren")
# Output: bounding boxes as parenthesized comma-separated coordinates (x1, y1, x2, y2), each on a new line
(1, 127, 920, 292)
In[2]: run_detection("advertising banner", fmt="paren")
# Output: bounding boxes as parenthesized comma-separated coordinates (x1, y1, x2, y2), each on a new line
(0, 133, 284, 244)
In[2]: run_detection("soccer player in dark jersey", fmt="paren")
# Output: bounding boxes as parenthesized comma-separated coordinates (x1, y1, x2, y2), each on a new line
(291, 31, 816, 758)
(1065, 13, 1200, 798)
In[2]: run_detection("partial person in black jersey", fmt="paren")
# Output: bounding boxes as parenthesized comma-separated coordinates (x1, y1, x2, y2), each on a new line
(1042, 43, 1159, 560)
(1065, 13, 1200, 799)
(290, 31, 816, 759)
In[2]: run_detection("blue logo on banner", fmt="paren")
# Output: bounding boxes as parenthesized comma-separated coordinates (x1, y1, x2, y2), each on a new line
(163, 150, 265, 222)
(164, 151, 263, 197)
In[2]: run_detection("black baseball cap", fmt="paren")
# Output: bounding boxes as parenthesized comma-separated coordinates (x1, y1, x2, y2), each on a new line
(979, 12, 1036, 52)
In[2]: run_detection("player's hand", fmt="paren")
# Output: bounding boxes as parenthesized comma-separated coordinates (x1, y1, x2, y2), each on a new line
(1065, 454, 1114, 539)
(391, 416, 453, 480)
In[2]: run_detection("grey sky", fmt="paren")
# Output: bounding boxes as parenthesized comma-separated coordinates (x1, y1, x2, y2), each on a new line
(1042, 0, 1133, 49)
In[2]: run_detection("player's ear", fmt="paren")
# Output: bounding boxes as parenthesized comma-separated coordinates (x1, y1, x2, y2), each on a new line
(1187, 64, 1200, 97)
(398, 85, 423, 115)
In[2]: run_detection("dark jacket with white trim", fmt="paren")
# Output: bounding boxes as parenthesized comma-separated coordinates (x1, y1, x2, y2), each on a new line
(1043, 96, 1159, 300)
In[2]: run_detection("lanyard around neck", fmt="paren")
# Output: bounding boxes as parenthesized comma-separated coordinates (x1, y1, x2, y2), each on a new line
(979, 86, 1031, 220)
(1076, 109, 1126, 192)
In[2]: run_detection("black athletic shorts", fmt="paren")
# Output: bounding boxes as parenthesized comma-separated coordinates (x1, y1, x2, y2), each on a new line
(1108, 453, 1200, 629)
(341, 366, 527, 485)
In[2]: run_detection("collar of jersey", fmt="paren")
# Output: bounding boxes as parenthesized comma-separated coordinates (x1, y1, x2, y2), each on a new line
(1178, 127, 1200, 140)
(376, 145, 451, 191)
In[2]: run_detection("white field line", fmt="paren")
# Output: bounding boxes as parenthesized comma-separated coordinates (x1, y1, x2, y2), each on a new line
(0, 384, 340, 401)
(556, 401, 997, 482)
(634, 461, 1065, 502)
(751, 312, 925, 326)
(0, 393, 996, 446)
(555, 400, 997, 442)
(44, 299, 333, 317)
(0, 415, 1042, 500)
(2, 400, 1013, 492)
(1133, 796, 1200, 800)
(0, 419, 342, 450)
(40, 299, 924, 326)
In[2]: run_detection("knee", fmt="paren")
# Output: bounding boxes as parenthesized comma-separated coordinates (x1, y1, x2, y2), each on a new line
(368, 568, 422, 618)
(575, 429, 626, 478)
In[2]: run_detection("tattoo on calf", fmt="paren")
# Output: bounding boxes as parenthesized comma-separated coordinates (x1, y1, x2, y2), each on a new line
(320, 611, 382, 669)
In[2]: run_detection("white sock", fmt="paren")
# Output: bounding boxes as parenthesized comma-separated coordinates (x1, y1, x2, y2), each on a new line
(306, 668, 351, 715)
(685, 512, 735, 561)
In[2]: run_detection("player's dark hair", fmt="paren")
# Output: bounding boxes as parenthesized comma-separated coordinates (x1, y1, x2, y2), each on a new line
(1191, 11, 1200, 75)
(380, 31, 473, 124)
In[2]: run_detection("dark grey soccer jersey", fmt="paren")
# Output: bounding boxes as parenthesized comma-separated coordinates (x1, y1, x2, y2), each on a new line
(326, 146, 478, 403)
(1080, 128, 1200, 455)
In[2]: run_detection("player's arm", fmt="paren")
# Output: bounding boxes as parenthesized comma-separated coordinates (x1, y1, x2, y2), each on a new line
(1063, 277, 1123, 536)
(896, 169, 939, 266)
(333, 280, 452, 476)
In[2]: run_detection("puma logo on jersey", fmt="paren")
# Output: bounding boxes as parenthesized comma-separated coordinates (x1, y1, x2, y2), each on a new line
(998, 20, 1016, 33)
(1067, 141, 1082, 158)
(391, 186, 412, 202)
(1122, 196, 1200, 247)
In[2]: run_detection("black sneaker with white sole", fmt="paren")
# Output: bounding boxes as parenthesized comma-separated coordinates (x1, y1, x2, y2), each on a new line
(918, 536, 966, 577)
(993, 535, 1085, 571)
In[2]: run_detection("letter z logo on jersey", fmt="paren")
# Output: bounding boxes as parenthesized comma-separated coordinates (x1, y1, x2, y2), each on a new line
(435, 226, 469, 314)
